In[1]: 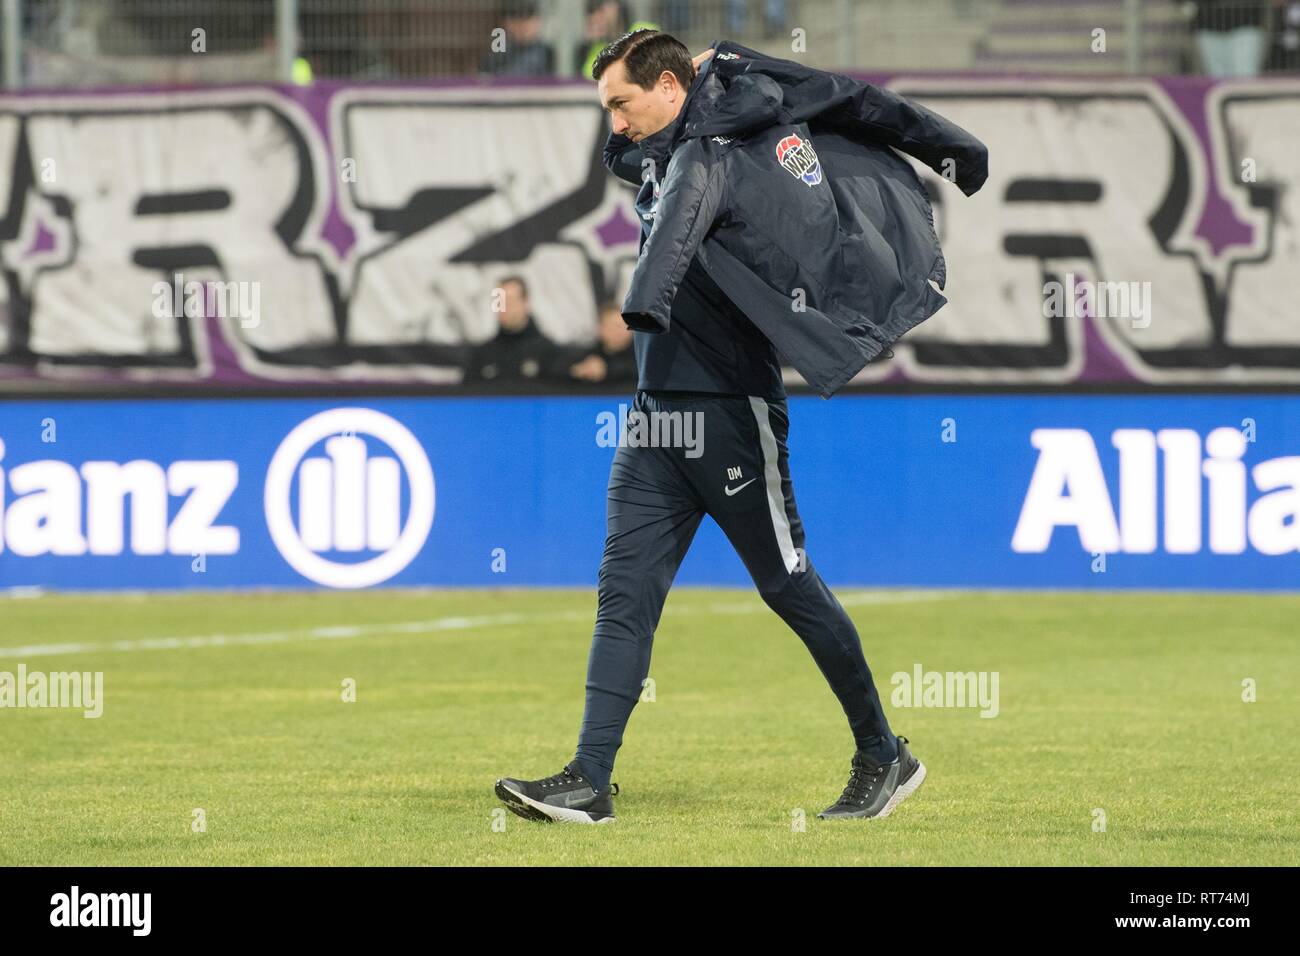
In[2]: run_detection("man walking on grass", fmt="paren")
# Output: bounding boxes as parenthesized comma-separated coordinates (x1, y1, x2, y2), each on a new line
(495, 29, 987, 823)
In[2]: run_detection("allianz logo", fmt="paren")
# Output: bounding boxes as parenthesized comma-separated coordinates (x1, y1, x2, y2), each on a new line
(0, 435, 238, 558)
(1013, 427, 1300, 555)
(264, 408, 434, 588)
(0, 408, 434, 588)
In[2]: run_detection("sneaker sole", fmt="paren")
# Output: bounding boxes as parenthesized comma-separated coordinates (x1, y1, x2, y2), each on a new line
(875, 760, 926, 818)
(494, 780, 616, 825)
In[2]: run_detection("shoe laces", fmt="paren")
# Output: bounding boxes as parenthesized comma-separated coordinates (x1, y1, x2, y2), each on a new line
(538, 766, 584, 790)
(838, 759, 885, 805)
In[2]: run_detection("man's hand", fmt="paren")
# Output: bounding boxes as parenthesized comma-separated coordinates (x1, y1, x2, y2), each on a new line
(570, 354, 608, 382)
(692, 49, 714, 76)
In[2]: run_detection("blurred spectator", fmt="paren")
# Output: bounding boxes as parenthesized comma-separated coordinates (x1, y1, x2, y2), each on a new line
(567, 302, 637, 385)
(661, 0, 789, 38)
(578, 1, 660, 79)
(1265, 0, 1300, 71)
(1192, 0, 1269, 76)
(658, 0, 692, 34)
(727, 0, 790, 39)
(257, 25, 315, 85)
(466, 276, 572, 382)
(479, 0, 555, 76)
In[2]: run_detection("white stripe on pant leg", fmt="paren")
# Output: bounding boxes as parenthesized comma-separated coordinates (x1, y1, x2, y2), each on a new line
(748, 396, 800, 574)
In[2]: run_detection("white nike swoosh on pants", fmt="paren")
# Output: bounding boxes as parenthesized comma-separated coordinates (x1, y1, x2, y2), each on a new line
(724, 478, 758, 496)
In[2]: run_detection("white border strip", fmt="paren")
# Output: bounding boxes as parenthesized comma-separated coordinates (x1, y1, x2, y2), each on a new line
(0, 592, 957, 659)
(748, 396, 800, 574)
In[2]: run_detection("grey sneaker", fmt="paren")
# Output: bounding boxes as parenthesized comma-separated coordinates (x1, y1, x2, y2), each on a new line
(817, 735, 926, 819)
(494, 760, 619, 824)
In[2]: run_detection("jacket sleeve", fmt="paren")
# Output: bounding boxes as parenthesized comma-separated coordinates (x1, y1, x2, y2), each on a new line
(603, 130, 646, 187)
(780, 70, 988, 197)
(620, 138, 727, 333)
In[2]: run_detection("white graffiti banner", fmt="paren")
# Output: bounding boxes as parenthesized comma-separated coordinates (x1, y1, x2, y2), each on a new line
(0, 77, 1296, 389)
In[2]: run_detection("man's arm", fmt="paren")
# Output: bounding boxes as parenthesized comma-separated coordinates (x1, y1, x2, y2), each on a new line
(621, 138, 727, 333)
(540, 340, 592, 380)
(603, 131, 646, 186)
(462, 339, 490, 380)
(823, 83, 987, 196)
(736, 52, 986, 196)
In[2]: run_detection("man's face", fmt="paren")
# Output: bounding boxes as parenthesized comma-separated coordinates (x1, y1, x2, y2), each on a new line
(498, 280, 529, 330)
(586, 1, 618, 38)
(505, 14, 541, 44)
(598, 58, 684, 143)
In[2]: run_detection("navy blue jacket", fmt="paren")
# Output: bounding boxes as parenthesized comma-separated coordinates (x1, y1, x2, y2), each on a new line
(607, 119, 787, 399)
(606, 40, 988, 397)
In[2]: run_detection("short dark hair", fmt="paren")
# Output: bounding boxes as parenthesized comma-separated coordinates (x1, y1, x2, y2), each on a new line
(591, 29, 693, 92)
(498, 274, 529, 298)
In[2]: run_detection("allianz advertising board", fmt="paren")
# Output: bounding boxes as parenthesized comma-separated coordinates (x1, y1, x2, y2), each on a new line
(0, 396, 1296, 591)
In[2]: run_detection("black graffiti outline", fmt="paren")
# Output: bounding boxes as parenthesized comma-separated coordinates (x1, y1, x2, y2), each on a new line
(0, 97, 338, 375)
(892, 86, 1212, 381)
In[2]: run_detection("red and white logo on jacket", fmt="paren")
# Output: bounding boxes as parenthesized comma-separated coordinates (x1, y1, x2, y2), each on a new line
(775, 132, 822, 187)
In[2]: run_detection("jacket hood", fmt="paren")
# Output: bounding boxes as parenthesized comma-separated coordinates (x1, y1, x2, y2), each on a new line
(638, 39, 988, 197)
(682, 41, 787, 139)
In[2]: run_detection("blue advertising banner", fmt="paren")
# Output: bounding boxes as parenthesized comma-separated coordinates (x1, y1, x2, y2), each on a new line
(0, 395, 1297, 592)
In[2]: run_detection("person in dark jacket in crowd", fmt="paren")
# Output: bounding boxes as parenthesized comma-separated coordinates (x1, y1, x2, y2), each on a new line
(1192, 0, 1269, 76)
(479, 0, 555, 77)
(464, 275, 571, 382)
(567, 301, 638, 385)
(661, 0, 789, 38)
(495, 31, 985, 825)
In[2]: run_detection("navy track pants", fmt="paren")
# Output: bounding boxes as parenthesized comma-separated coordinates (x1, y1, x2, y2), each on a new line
(574, 390, 895, 792)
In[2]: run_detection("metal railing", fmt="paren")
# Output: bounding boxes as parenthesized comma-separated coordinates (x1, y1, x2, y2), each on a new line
(2, 0, 1297, 89)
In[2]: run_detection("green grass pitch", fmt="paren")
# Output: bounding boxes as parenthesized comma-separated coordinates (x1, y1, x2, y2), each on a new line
(1, 587, 1296, 866)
